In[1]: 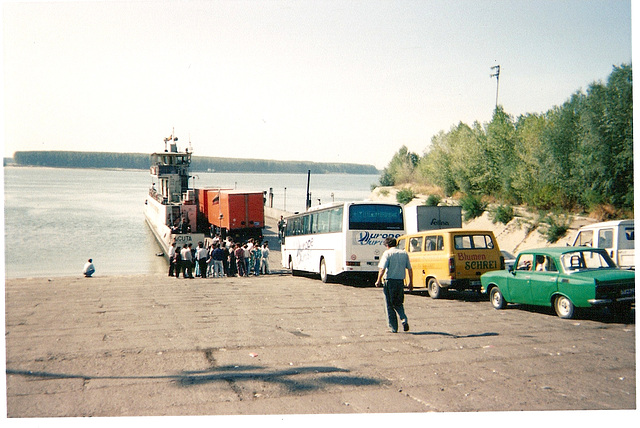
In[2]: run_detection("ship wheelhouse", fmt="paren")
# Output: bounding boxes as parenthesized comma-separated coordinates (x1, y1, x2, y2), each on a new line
(149, 143, 193, 205)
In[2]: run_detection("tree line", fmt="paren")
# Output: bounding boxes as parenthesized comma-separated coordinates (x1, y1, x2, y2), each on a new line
(380, 64, 633, 217)
(11, 151, 379, 175)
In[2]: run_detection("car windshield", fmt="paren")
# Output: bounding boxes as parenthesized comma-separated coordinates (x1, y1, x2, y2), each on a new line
(560, 249, 617, 272)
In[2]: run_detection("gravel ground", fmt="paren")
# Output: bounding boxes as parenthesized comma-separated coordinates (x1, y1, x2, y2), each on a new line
(5, 269, 635, 420)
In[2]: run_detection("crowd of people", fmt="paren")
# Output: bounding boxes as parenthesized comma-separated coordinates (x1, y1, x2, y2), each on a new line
(167, 236, 271, 279)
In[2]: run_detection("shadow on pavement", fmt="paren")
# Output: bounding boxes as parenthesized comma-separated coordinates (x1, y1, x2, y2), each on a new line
(409, 331, 499, 339)
(7, 364, 385, 393)
(503, 303, 636, 324)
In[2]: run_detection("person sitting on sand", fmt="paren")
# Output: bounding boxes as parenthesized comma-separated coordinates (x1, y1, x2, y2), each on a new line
(83, 259, 95, 277)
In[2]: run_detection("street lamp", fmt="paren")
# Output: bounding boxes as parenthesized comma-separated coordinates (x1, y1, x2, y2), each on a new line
(490, 65, 500, 108)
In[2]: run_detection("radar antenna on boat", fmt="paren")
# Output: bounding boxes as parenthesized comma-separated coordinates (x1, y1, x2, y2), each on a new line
(163, 128, 179, 152)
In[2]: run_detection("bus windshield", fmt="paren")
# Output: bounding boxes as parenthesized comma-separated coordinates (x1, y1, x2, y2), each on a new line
(348, 204, 404, 230)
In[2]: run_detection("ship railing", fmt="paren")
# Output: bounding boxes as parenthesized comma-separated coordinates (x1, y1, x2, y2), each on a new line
(149, 188, 167, 204)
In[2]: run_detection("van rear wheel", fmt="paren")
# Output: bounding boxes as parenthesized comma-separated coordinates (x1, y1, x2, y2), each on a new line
(427, 278, 443, 299)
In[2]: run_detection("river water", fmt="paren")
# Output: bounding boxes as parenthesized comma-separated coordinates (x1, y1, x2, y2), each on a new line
(3, 166, 379, 278)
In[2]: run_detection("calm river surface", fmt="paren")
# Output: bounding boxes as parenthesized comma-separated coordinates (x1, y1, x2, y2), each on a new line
(3, 166, 379, 278)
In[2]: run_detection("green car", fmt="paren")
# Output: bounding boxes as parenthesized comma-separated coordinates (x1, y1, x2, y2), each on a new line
(481, 246, 635, 319)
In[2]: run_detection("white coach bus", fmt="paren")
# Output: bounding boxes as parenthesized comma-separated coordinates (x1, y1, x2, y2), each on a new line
(281, 201, 405, 284)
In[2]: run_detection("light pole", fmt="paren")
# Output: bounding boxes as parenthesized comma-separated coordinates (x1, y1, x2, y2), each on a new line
(490, 65, 500, 108)
(284, 187, 287, 212)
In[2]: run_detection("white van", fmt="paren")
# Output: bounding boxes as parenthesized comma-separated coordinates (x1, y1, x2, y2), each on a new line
(572, 220, 634, 269)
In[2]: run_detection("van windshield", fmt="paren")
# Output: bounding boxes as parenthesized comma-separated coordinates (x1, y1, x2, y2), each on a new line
(454, 234, 495, 250)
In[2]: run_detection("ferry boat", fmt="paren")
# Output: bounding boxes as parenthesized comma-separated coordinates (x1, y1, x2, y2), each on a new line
(144, 132, 205, 259)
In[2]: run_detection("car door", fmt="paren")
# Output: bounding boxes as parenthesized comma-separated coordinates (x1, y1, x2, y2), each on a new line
(529, 254, 560, 305)
(507, 254, 534, 303)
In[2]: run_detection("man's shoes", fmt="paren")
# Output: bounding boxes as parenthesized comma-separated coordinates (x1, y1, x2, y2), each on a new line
(403, 322, 410, 332)
(389, 329, 397, 333)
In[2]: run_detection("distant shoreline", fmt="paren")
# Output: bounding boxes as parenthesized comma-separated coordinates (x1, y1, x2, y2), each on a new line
(3, 164, 381, 175)
(5, 151, 382, 175)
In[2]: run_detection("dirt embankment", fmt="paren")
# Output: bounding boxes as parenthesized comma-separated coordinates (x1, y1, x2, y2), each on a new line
(368, 187, 603, 256)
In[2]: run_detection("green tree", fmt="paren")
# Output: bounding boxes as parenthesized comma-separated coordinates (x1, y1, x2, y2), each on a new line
(512, 113, 546, 206)
(483, 106, 517, 198)
(416, 131, 457, 195)
(379, 145, 419, 186)
(417, 122, 487, 196)
(539, 93, 583, 209)
(577, 64, 633, 209)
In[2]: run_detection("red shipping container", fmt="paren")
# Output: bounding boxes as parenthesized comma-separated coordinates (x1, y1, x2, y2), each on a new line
(206, 189, 264, 232)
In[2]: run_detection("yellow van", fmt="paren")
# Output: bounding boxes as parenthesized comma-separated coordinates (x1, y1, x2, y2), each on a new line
(397, 229, 504, 298)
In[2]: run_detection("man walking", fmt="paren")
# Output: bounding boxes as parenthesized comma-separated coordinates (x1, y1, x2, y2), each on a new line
(375, 237, 413, 333)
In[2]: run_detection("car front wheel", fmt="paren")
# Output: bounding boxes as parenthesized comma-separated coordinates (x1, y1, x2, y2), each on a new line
(490, 287, 506, 309)
(554, 295, 575, 319)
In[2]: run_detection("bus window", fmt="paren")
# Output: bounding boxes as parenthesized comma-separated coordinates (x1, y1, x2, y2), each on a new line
(348, 204, 403, 230)
(329, 207, 343, 233)
(317, 210, 330, 234)
(289, 217, 302, 236)
(302, 215, 311, 235)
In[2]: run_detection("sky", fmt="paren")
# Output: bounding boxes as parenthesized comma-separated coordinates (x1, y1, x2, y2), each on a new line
(1, 0, 633, 169)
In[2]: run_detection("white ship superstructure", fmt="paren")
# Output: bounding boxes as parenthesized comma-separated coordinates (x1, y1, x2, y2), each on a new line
(144, 133, 205, 257)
